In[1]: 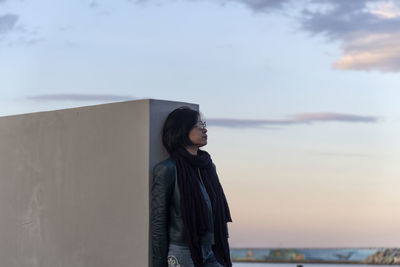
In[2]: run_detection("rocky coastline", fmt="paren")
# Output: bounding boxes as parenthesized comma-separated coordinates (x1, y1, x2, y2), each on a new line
(362, 248, 400, 265)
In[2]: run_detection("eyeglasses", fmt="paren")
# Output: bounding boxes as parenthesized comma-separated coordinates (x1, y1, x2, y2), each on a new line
(195, 120, 207, 130)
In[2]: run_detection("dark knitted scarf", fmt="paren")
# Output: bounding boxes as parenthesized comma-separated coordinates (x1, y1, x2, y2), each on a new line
(170, 147, 232, 267)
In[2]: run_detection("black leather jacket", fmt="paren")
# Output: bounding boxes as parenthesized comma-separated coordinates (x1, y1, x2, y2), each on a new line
(150, 157, 218, 267)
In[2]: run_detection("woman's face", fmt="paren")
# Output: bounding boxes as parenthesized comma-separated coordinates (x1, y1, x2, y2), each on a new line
(188, 118, 207, 148)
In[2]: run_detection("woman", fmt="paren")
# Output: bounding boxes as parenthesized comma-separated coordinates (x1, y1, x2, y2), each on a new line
(151, 106, 233, 267)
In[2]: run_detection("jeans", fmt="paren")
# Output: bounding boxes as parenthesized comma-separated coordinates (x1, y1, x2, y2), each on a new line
(167, 243, 224, 267)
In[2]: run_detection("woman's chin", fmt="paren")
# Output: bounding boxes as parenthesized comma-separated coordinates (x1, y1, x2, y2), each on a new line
(199, 142, 207, 147)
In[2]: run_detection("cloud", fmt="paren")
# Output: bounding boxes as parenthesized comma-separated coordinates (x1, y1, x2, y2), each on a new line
(0, 14, 18, 34)
(299, 0, 400, 72)
(291, 112, 379, 123)
(133, 0, 291, 10)
(26, 94, 136, 102)
(0, 9, 44, 47)
(310, 151, 370, 157)
(207, 118, 296, 128)
(89, 1, 99, 8)
(331, 32, 400, 72)
(210, 0, 400, 72)
(226, 0, 291, 11)
(6, 36, 45, 47)
(366, 0, 400, 19)
(207, 112, 379, 129)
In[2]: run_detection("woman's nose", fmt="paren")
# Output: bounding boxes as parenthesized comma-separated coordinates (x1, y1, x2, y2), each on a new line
(203, 128, 207, 133)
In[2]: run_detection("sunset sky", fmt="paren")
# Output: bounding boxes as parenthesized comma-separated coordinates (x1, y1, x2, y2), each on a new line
(1, 0, 400, 248)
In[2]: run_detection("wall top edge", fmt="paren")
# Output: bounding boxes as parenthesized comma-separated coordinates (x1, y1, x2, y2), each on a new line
(0, 99, 152, 120)
(0, 98, 200, 120)
(149, 98, 198, 107)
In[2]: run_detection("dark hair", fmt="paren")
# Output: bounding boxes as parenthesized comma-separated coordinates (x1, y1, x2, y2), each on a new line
(162, 106, 200, 154)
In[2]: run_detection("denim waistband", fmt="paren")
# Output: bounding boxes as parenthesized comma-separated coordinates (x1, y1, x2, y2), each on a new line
(168, 243, 221, 266)
(168, 243, 213, 255)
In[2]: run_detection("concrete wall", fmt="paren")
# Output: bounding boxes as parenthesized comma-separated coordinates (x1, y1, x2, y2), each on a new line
(0, 99, 197, 267)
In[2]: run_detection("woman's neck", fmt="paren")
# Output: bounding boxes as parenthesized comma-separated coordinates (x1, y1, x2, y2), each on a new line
(185, 146, 198, 155)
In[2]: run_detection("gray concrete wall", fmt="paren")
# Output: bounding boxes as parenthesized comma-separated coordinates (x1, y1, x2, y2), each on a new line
(0, 98, 197, 267)
(0, 99, 151, 267)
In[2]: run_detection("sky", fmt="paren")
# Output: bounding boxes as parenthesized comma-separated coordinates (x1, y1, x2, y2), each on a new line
(1, 0, 400, 248)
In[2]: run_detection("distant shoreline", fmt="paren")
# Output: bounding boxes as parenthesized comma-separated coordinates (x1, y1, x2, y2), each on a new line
(231, 247, 400, 265)
(232, 259, 373, 265)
